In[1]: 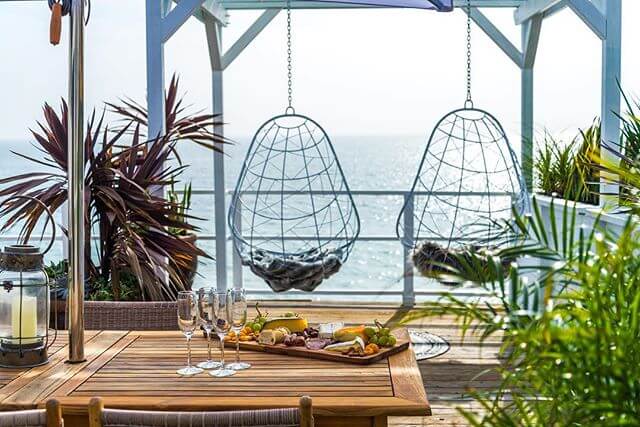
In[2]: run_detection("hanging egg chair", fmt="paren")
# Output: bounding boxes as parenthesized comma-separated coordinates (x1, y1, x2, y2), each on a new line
(228, 3, 360, 293)
(396, 1, 529, 283)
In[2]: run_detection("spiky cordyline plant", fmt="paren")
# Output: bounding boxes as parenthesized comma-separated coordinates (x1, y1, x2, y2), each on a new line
(0, 76, 227, 301)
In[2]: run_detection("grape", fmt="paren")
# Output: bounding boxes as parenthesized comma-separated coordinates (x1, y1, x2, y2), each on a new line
(252, 323, 262, 333)
(369, 335, 379, 345)
(380, 327, 391, 336)
(378, 336, 389, 346)
(387, 336, 397, 346)
(364, 327, 376, 338)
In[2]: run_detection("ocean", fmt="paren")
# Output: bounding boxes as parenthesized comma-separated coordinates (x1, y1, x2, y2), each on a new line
(0, 134, 462, 302)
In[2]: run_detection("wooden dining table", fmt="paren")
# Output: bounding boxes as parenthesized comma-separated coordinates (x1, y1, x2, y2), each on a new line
(0, 330, 430, 427)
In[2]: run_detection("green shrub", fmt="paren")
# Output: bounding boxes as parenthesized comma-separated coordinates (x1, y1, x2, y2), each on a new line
(534, 121, 600, 205)
(396, 197, 640, 425)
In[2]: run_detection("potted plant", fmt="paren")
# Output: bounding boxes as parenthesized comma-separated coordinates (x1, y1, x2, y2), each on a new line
(0, 75, 227, 329)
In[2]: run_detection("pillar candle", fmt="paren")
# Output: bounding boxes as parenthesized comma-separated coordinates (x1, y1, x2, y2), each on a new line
(11, 295, 39, 344)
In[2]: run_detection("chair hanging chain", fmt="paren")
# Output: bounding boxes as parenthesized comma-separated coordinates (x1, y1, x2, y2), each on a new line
(286, 0, 294, 113)
(465, 0, 473, 108)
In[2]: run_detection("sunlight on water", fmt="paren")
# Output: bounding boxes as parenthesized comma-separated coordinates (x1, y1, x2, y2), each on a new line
(0, 135, 476, 301)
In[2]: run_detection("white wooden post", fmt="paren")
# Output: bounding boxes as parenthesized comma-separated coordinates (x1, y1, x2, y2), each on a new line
(402, 194, 415, 307)
(599, 0, 621, 206)
(521, 17, 541, 190)
(145, 0, 170, 141)
(205, 18, 228, 292)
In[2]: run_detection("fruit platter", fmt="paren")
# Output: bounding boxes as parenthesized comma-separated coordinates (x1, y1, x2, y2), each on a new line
(222, 304, 410, 365)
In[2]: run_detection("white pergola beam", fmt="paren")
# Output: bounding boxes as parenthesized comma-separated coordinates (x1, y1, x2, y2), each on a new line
(201, 0, 229, 24)
(514, 0, 564, 24)
(522, 14, 541, 67)
(172, 0, 228, 27)
(568, 0, 605, 40)
(468, 8, 523, 67)
(222, 9, 281, 70)
(163, 0, 206, 42)
(542, 0, 567, 18)
(220, 0, 525, 9)
(205, 16, 223, 70)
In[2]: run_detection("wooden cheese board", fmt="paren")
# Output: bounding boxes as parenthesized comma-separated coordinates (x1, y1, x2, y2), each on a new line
(221, 328, 411, 365)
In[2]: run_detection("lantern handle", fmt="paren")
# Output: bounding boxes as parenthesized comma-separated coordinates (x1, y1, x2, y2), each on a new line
(0, 195, 57, 256)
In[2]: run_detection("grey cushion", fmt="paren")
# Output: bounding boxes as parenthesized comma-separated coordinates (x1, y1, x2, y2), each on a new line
(102, 407, 300, 427)
(0, 409, 47, 427)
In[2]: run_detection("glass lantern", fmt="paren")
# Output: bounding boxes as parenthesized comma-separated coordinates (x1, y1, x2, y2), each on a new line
(0, 196, 57, 368)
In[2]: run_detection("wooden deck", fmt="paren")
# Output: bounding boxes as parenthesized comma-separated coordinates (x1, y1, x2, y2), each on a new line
(0, 303, 499, 426)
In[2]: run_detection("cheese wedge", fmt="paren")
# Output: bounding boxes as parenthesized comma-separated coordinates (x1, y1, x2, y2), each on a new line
(262, 317, 308, 333)
(324, 337, 365, 355)
(318, 322, 344, 339)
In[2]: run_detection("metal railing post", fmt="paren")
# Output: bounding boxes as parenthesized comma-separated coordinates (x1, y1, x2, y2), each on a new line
(402, 194, 415, 307)
(232, 204, 243, 290)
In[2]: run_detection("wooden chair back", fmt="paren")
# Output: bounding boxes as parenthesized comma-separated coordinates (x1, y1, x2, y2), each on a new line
(0, 399, 62, 427)
(88, 396, 313, 427)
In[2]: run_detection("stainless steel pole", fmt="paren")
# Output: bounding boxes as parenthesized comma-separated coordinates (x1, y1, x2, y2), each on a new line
(67, 0, 86, 363)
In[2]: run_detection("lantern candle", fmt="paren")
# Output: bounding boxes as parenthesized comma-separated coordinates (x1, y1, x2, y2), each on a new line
(11, 295, 39, 344)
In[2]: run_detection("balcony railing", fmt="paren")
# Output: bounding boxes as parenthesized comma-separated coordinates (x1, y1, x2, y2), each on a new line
(1, 189, 516, 305)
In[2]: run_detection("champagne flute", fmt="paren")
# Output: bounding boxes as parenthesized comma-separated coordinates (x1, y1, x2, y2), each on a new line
(226, 288, 251, 370)
(209, 290, 235, 378)
(176, 291, 204, 376)
(196, 288, 223, 370)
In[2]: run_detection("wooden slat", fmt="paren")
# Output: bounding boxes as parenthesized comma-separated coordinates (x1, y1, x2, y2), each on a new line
(50, 333, 138, 398)
(388, 329, 430, 414)
(72, 332, 396, 399)
(1, 331, 126, 409)
(0, 331, 100, 403)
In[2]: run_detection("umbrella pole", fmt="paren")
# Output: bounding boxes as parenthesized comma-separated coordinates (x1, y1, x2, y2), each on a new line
(67, 0, 86, 363)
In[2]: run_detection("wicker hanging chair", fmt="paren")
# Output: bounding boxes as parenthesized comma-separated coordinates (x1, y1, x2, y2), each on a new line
(228, 2, 360, 292)
(396, 1, 528, 284)
(396, 106, 529, 282)
(228, 113, 360, 292)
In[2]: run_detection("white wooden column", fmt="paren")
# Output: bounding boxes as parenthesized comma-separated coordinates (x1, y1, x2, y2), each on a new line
(599, 0, 621, 205)
(521, 17, 541, 191)
(205, 18, 228, 292)
(145, 0, 170, 140)
(521, 68, 533, 189)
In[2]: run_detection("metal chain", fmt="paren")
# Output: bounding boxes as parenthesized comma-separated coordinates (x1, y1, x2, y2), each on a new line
(465, 0, 473, 108)
(286, 0, 294, 113)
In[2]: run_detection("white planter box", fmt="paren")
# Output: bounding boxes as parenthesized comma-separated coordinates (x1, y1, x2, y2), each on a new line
(532, 194, 629, 238)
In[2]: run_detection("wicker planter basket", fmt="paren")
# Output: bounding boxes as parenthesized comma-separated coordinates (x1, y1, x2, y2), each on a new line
(84, 301, 177, 330)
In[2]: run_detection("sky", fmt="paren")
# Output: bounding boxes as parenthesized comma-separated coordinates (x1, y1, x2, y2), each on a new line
(0, 0, 638, 144)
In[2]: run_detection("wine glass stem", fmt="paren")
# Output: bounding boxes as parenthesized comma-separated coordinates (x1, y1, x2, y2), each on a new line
(186, 335, 192, 368)
(235, 335, 240, 363)
(219, 335, 225, 366)
(206, 330, 212, 361)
